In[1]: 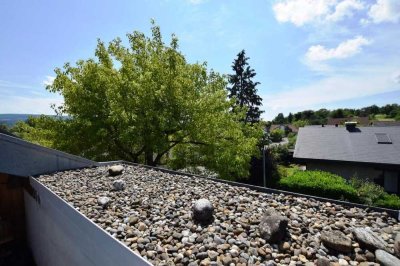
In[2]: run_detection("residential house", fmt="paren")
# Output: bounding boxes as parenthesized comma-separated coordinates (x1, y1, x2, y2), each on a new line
(294, 123, 400, 194)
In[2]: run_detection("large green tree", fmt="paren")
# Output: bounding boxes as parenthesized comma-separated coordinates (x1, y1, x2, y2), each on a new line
(22, 23, 262, 180)
(227, 50, 263, 124)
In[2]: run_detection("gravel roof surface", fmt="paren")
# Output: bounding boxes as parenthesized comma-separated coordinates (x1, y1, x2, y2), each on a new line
(38, 164, 400, 266)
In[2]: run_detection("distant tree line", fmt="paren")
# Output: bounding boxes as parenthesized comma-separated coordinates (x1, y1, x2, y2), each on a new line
(272, 104, 400, 125)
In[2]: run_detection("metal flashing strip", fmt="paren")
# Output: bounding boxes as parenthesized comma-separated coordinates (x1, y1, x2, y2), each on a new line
(25, 176, 151, 266)
(100, 161, 400, 220)
(0, 133, 98, 176)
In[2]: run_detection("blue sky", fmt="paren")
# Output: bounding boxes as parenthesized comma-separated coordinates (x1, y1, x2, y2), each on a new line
(0, 0, 399, 120)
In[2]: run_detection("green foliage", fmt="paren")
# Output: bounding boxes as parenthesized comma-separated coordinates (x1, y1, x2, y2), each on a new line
(269, 145, 291, 165)
(292, 120, 309, 128)
(276, 167, 400, 209)
(270, 104, 400, 125)
(278, 170, 359, 202)
(0, 123, 9, 131)
(287, 133, 297, 149)
(350, 176, 400, 209)
(269, 128, 284, 142)
(11, 116, 58, 147)
(21, 22, 263, 180)
(272, 113, 286, 124)
(375, 194, 400, 209)
(349, 176, 386, 206)
(330, 108, 345, 118)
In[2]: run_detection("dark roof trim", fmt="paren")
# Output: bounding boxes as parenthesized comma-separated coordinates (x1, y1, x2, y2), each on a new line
(294, 157, 400, 170)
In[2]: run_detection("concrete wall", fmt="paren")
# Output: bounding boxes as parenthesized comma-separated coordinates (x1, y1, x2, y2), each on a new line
(306, 161, 383, 181)
(25, 177, 150, 266)
(0, 133, 97, 177)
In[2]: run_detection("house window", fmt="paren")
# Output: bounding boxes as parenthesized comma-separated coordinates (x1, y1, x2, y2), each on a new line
(384, 171, 399, 194)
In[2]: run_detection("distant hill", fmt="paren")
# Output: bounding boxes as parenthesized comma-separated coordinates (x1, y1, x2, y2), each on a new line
(0, 114, 43, 127)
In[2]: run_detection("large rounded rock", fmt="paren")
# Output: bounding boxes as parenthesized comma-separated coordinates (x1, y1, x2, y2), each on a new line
(320, 230, 352, 253)
(192, 199, 214, 223)
(108, 165, 124, 176)
(259, 208, 288, 243)
(353, 227, 387, 251)
(375, 249, 400, 266)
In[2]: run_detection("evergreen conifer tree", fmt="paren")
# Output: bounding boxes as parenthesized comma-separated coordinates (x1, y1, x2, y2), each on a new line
(227, 50, 263, 124)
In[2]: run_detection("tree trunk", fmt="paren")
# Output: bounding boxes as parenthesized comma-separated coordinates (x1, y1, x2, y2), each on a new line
(145, 150, 155, 166)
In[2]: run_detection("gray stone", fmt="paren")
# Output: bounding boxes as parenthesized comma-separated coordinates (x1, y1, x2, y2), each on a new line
(196, 251, 208, 260)
(394, 233, 400, 258)
(375, 249, 400, 266)
(316, 257, 330, 266)
(353, 228, 387, 251)
(222, 255, 232, 265)
(128, 215, 138, 224)
(173, 232, 182, 239)
(208, 250, 219, 261)
(97, 196, 110, 207)
(214, 235, 225, 244)
(192, 199, 214, 223)
(112, 179, 126, 190)
(320, 230, 352, 253)
(138, 222, 147, 231)
(108, 165, 124, 176)
(259, 208, 288, 243)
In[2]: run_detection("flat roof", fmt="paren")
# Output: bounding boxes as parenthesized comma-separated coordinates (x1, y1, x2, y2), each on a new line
(38, 164, 400, 265)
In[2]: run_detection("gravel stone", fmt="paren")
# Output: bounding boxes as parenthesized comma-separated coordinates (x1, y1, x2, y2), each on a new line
(394, 233, 400, 257)
(353, 227, 388, 251)
(97, 196, 110, 208)
(38, 164, 400, 266)
(375, 249, 400, 266)
(108, 165, 124, 176)
(112, 179, 126, 191)
(259, 208, 288, 243)
(320, 230, 352, 253)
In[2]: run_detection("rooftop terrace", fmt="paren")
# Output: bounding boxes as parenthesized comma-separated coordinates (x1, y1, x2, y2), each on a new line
(38, 164, 400, 265)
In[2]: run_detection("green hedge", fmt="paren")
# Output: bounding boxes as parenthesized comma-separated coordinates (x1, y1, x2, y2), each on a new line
(278, 170, 359, 202)
(374, 194, 400, 209)
(277, 167, 400, 209)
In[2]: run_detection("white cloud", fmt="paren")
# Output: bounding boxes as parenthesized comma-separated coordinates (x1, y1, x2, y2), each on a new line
(368, 0, 400, 23)
(43, 76, 55, 86)
(273, 0, 334, 26)
(305, 35, 371, 61)
(272, 0, 364, 26)
(326, 0, 365, 22)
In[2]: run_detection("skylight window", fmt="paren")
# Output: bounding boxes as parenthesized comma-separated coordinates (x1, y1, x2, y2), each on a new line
(375, 133, 392, 144)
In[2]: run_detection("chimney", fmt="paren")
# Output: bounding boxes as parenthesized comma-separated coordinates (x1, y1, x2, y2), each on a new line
(345, 121, 357, 131)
